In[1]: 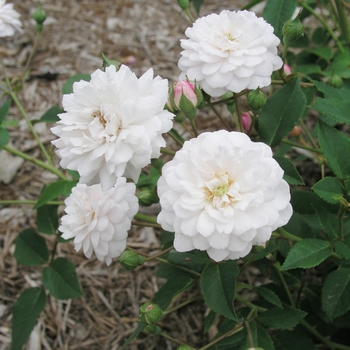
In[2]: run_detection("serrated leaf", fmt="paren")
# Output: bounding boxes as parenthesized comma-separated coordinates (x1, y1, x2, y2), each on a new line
(281, 238, 332, 270)
(257, 324, 275, 350)
(0, 100, 10, 124)
(62, 74, 91, 95)
(318, 121, 350, 179)
(257, 307, 307, 329)
(34, 180, 77, 209)
(253, 241, 279, 261)
(200, 261, 239, 320)
(11, 287, 46, 350)
(14, 229, 49, 266)
(210, 319, 243, 348)
(152, 275, 194, 311)
(37, 204, 59, 235)
(312, 80, 349, 100)
(42, 257, 83, 299)
(40, 105, 63, 123)
(0, 127, 9, 149)
(258, 78, 306, 147)
(312, 98, 350, 124)
(121, 322, 147, 350)
(262, 0, 298, 39)
(274, 156, 304, 185)
(240, 320, 258, 349)
(322, 268, 350, 319)
(312, 177, 344, 204)
(253, 286, 283, 308)
(334, 241, 350, 259)
(313, 204, 339, 241)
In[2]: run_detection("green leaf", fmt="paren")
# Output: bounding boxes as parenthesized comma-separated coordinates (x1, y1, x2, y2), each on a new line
(62, 74, 91, 95)
(257, 307, 307, 329)
(0, 100, 11, 124)
(253, 286, 283, 308)
(240, 320, 258, 349)
(253, 241, 279, 261)
(204, 310, 217, 334)
(37, 204, 59, 235)
(322, 268, 350, 319)
(312, 80, 349, 100)
(42, 257, 83, 299)
(192, 0, 204, 14)
(312, 177, 344, 204)
(152, 275, 194, 311)
(11, 287, 46, 350)
(262, 0, 298, 39)
(308, 47, 332, 61)
(334, 241, 350, 259)
(34, 180, 77, 209)
(258, 78, 306, 147)
(281, 238, 332, 270)
(318, 121, 350, 179)
(209, 319, 243, 348)
(14, 229, 49, 266)
(294, 64, 322, 75)
(273, 329, 318, 350)
(312, 98, 350, 124)
(40, 105, 63, 123)
(313, 204, 339, 241)
(257, 324, 275, 350)
(200, 260, 238, 320)
(121, 322, 147, 350)
(0, 127, 9, 149)
(274, 156, 304, 185)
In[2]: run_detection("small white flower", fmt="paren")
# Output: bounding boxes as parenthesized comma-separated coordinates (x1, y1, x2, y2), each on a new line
(51, 65, 174, 190)
(0, 0, 22, 37)
(157, 130, 292, 262)
(60, 179, 139, 266)
(178, 10, 282, 97)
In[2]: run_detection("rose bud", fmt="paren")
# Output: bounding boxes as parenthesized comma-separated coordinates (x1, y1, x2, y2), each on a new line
(247, 88, 266, 114)
(119, 250, 146, 270)
(139, 302, 163, 324)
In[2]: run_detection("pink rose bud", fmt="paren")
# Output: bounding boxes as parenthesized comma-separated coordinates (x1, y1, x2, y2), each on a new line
(283, 64, 292, 75)
(290, 125, 302, 137)
(173, 80, 197, 107)
(242, 112, 252, 133)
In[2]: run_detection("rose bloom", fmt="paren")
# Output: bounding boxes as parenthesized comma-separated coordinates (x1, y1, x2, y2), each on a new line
(0, 0, 22, 37)
(178, 10, 282, 97)
(51, 65, 174, 190)
(60, 179, 139, 266)
(157, 130, 292, 262)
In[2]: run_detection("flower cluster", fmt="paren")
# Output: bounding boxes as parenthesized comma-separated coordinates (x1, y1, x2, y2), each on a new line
(157, 131, 292, 262)
(51, 64, 174, 190)
(0, 0, 22, 37)
(60, 179, 139, 265)
(178, 10, 282, 96)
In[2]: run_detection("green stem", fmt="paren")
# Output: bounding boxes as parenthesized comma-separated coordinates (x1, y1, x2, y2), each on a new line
(167, 130, 184, 146)
(301, 319, 350, 350)
(234, 93, 243, 132)
(281, 139, 323, 154)
(184, 8, 195, 23)
(145, 246, 174, 261)
(3, 145, 69, 180)
(335, 0, 350, 44)
(208, 95, 235, 106)
(235, 294, 267, 312)
(299, 118, 319, 151)
(190, 118, 198, 137)
(0, 200, 63, 206)
(210, 105, 233, 131)
(22, 31, 41, 79)
(244, 321, 255, 348)
(198, 324, 244, 350)
(276, 227, 303, 242)
(273, 261, 296, 307)
(134, 212, 158, 225)
(160, 332, 186, 346)
(164, 295, 202, 315)
(299, 0, 345, 53)
(156, 257, 201, 277)
(160, 147, 176, 156)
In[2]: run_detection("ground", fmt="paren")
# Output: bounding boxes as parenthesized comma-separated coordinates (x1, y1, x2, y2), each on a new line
(0, 1, 268, 349)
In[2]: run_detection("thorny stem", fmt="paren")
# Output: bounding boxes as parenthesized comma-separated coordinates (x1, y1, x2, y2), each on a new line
(198, 323, 245, 350)
(1, 60, 54, 166)
(274, 261, 296, 307)
(3, 145, 69, 180)
(299, 0, 345, 53)
(160, 147, 176, 156)
(167, 130, 184, 146)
